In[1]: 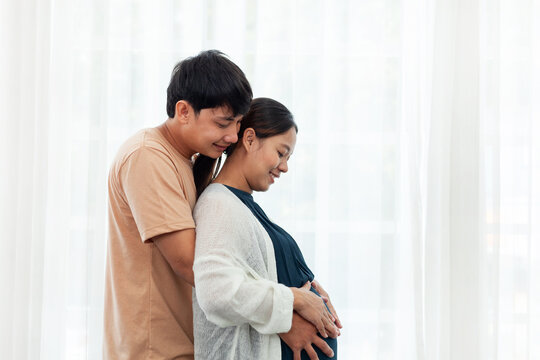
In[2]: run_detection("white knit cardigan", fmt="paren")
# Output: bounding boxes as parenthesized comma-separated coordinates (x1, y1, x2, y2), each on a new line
(192, 183, 294, 360)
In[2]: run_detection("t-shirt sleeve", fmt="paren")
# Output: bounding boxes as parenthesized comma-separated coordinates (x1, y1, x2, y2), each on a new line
(120, 146, 195, 242)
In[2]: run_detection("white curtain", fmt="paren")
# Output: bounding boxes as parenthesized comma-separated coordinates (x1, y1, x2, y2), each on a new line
(1, 0, 538, 359)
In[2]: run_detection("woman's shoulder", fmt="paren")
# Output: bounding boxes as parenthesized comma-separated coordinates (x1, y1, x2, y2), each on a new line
(197, 183, 234, 204)
(194, 183, 243, 217)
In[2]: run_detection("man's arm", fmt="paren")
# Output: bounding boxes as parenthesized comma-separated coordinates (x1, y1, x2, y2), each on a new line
(279, 312, 335, 360)
(153, 228, 196, 287)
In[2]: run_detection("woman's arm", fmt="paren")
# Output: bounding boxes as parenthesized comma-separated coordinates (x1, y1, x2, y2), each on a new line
(193, 190, 294, 334)
(195, 250, 338, 337)
(194, 188, 337, 336)
(194, 247, 294, 334)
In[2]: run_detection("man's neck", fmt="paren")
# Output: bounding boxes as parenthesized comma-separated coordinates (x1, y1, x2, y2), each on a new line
(156, 119, 194, 160)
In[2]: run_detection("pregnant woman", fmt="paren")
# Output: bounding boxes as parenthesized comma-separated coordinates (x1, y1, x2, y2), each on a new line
(192, 97, 340, 359)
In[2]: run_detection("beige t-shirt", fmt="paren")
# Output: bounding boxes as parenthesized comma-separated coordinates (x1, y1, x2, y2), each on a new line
(104, 127, 196, 360)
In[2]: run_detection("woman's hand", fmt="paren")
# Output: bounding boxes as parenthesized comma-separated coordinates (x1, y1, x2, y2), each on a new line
(312, 280, 342, 329)
(291, 282, 338, 338)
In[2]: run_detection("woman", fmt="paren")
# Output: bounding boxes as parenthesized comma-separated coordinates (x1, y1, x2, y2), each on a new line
(192, 98, 340, 359)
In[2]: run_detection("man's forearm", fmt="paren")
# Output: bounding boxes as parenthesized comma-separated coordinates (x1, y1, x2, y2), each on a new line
(153, 228, 196, 287)
(171, 262, 194, 287)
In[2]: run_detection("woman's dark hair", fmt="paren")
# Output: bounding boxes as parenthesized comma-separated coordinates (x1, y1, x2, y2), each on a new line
(227, 97, 297, 155)
(166, 50, 253, 118)
(194, 97, 298, 197)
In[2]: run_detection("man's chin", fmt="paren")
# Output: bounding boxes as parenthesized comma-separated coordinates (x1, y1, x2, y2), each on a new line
(198, 150, 223, 159)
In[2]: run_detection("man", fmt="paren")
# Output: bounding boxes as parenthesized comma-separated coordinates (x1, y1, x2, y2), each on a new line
(103, 50, 337, 359)
(104, 50, 252, 359)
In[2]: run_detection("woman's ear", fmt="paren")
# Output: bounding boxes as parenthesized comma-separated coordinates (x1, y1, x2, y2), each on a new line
(242, 128, 256, 151)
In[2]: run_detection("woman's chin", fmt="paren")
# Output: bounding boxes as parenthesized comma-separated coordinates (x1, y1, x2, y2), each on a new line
(254, 183, 271, 193)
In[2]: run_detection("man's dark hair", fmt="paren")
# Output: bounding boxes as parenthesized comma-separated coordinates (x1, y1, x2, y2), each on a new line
(174, 50, 253, 197)
(166, 50, 253, 118)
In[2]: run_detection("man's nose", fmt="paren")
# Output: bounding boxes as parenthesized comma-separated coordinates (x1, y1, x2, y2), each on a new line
(224, 126, 238, 144)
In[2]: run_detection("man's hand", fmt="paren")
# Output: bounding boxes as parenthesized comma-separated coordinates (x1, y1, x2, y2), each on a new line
(312, 280, 342, 329)
(279, 312, 335, 360)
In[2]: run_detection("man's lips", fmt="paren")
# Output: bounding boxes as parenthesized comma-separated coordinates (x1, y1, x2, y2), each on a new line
(213, 144, 228, 152)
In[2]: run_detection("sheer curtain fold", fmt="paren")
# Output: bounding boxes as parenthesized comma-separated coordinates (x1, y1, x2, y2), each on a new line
(423, 1, 456, 359)
(530, 4, 540, 358)
(1, 0, 106, 358)
(1, 0, 52, 358)
(1, 0, 539, 359)
(403, 0, 538, 359)
(449, 0, 482, 358)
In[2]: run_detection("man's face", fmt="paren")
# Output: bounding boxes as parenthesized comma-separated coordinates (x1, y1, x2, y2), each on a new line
(186, 106, 243, 158)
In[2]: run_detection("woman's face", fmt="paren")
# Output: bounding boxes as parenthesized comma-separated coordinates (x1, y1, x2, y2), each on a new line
(245, 127, 297, 192)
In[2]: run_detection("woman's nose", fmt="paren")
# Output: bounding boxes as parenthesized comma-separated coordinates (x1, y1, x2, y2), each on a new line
(279, 160, 288, 173)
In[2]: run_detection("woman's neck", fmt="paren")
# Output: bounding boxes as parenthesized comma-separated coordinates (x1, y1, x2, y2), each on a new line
(213, 155, 253, 193)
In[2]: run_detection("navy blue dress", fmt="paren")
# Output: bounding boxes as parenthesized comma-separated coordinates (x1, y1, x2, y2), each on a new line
(225, 186, 338, 360)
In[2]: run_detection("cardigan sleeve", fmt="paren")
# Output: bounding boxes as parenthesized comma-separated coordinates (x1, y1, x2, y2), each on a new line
(193, 187, 293, 335)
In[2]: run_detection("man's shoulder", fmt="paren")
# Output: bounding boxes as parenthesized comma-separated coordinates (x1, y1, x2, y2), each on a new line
(115, 128, 166, 158)
(110, 128, 145, 164)
(111, 128, 190, 172)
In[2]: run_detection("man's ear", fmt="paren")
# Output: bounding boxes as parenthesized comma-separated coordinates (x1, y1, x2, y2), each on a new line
(242, 128, 257, 151)
(175, 100, 191, 124)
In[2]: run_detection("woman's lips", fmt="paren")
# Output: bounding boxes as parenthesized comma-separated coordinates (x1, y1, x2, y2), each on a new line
(269, 172, 279, 183)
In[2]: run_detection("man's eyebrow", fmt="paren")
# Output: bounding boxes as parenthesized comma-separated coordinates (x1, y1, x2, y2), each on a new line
(215, 116, 236, 121)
